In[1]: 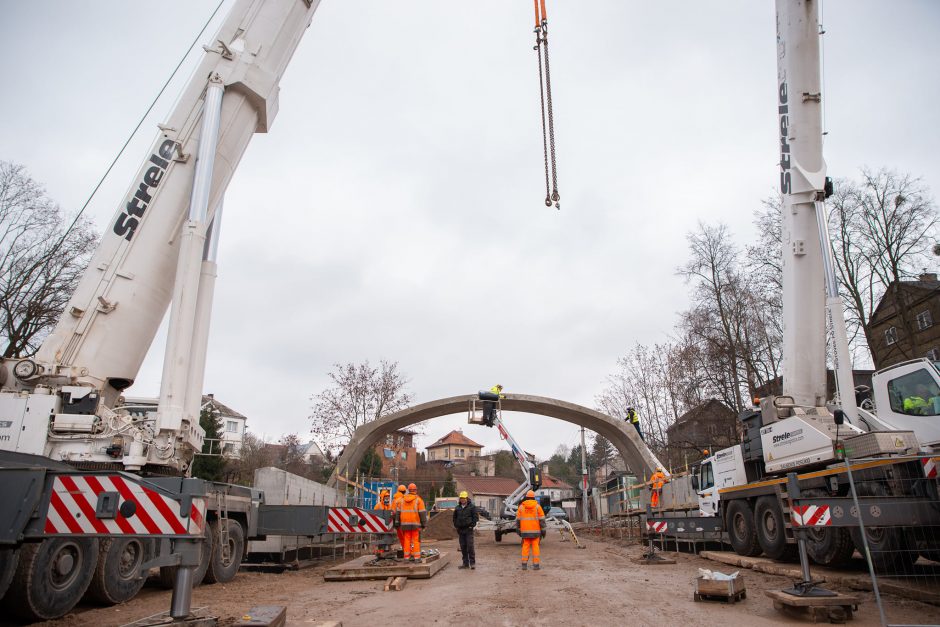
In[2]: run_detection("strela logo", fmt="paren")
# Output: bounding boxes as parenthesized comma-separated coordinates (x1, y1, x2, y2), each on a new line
(778, 78, 791, 194)
(113, 139, 176, 241)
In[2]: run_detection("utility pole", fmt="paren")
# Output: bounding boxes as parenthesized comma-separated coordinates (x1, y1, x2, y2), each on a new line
(580, 426, 589, 522)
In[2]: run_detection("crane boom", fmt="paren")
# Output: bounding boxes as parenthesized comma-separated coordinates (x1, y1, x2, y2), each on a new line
(6, 0, 324, 472)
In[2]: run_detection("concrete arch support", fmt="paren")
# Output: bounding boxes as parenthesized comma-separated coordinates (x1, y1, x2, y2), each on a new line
(328, 394, 665, 488)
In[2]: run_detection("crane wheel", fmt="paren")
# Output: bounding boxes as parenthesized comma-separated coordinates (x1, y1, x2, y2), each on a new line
(0, 547, 19, 601)
(204, 519, 245, 584)
(803, 489, 854, 567)
(849, 481, 915, 573)
(725, 500, 761, 557)
(157, 525, 212, 589)
(755, 496, 797, 561)
(86, 537, 150, 605)
(3, 538, 98, 621)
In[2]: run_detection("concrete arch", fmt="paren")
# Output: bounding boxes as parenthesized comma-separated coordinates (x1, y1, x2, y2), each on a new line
(328, 393, 665, 488)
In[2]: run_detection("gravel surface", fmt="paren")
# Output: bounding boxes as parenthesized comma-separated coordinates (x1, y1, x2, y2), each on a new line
(35, 532, 940, 626)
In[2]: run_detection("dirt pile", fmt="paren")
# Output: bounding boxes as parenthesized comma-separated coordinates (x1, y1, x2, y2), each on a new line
(423, 510, 458, 540)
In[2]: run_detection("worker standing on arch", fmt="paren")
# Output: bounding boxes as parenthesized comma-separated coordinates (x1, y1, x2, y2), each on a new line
(395, 483, 427, 562)
(516, 490, 546, 570)
(626, 406, 643, 441)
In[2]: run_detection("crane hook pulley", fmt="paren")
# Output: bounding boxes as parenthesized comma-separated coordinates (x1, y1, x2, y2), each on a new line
(533, 0, 560, 210)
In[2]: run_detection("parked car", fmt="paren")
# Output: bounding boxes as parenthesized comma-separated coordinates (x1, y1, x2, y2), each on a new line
(547, 506, 569, 521)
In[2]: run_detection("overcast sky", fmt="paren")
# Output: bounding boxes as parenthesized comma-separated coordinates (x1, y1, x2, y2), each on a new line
(1, 1, 938, 461)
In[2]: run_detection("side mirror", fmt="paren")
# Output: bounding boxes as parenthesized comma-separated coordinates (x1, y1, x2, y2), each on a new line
(690, 476, 699, 491)
(833, 409, 845, 425)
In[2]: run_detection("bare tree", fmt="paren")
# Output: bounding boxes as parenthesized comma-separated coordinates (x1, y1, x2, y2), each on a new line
(828, 168, 938, 365)
(0, 161, 98, 357)
(309, 360, 413, 452)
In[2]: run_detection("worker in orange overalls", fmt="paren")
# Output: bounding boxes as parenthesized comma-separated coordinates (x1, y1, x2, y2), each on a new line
(516, 490, 545, 570)
(395, 483, 427, 562)
(391, 484, 407, 554)
(374, 489, 392, 511)
(650, 467, 667, 508)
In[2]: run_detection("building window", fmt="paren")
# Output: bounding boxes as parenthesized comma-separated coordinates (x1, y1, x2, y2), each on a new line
(928, 348, 940, 361)
(455, 448, 464, 458)
(223, 443, 234, 454)
(401, 451, 407, 460)
(430, 450, 436, 460)
(918, 310, 934, 331)
(225, 420, 239, 433)
(885, 326, 898, 346)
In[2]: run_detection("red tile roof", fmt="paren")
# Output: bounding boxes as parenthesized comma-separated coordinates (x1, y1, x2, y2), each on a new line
(427, 430, 483, 449)
(453, 475, 522, 496)
(540, 474, 573, 490)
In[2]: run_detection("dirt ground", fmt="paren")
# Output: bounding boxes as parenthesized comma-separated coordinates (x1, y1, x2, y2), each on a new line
(34, 532, 940, 627)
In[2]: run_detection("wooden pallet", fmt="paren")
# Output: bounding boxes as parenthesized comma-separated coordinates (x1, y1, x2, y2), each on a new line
(765, 589, 859, 624)
(323, 552, 450, 581)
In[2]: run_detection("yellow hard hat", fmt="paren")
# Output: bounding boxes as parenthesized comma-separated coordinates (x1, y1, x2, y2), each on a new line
(459, 491, 468, 498)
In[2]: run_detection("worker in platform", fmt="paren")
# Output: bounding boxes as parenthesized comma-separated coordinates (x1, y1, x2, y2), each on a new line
(516, 490, 546, 570)
(626, 406, 643, 441)
(392, 484, 407, 552)
(395, 483, 427, 562)
(452, 490, 479, 569)
(649, 467, 667, 508)
(483, 384, 505, 427)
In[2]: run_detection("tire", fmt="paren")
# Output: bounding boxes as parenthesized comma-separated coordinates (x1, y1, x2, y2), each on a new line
(204, 519, 245, 584)
(0, 547, 19, 601)
(158, 525, 212, 589)
(755, 496, 796, 560)
(803, 489, 855, 567)
(87, 537, 150, 605)
(849, 481, 916, 573)
(4, 538, 99, 621)
(495, 531, 503, 543)
(725, 500, 761, 557)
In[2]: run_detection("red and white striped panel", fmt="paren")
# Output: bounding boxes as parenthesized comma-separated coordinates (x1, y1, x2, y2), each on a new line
(327, 507, 392, 534)
(44, 475, 207, 536)
(922, 457, 938, 479)
(646, 521, 667, 533)
(791, 504, 831, 527)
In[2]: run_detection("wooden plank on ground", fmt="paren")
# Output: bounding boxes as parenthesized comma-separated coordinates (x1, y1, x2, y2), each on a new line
(389, 576, 407, 591)
(383, 576, 395, 591)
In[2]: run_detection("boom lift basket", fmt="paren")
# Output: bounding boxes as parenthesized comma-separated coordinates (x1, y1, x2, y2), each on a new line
(468, 394, 501, 425)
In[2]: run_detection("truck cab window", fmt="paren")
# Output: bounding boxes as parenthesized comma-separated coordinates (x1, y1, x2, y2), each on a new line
(887, 368, 940, 416)
(700, 463, 715, 490)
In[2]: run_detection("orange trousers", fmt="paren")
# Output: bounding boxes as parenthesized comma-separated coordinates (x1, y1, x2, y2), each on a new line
(651, 489, 661, 508)
(401, 529, 421, 559)
(521, 537, 540, 564)
(396, 528, 406, 551)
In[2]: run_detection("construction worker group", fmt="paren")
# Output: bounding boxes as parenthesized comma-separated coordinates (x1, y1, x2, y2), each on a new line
(377, 484, 547, 570)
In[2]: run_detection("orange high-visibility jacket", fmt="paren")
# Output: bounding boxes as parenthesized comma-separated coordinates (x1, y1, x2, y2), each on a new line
(650, 471, 667, 490)
(515, 499, 545, 538)
(375, 491, 391, 511)
(395, 493, 428, 530)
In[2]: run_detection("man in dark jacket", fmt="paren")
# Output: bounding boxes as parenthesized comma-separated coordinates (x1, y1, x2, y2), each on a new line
(452, 491, 479, 569)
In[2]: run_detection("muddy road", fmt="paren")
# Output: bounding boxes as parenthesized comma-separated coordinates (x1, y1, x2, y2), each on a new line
(35, 532, 940, 626)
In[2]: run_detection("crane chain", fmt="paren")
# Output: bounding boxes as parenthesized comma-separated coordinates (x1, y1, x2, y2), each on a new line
(541, 22, 560, 209)
(535, 29, 551, 207)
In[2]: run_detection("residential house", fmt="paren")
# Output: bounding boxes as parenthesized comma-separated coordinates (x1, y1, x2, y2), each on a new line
(453, 475, 521, 518)
(426, 430, 484, 463)
(868, 273, 940, 369)
(534, 473, 574, 505)
(665, 399, 739, 469)
(123, 393, 246, 458)
(299, 441, 325, 463)
(373, 429, 417, 478)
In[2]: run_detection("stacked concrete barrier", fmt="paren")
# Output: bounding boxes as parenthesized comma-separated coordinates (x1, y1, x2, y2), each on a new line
(247, 467, 344, 563)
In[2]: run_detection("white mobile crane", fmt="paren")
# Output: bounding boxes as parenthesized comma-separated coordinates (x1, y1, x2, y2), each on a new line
(647, 0, 940, 578)
(0, 1, 402, 623)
